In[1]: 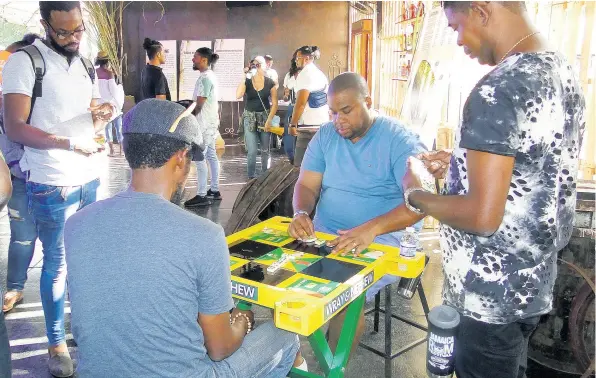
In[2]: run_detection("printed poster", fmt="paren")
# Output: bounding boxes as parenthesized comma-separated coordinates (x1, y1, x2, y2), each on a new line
(179, 40, 212, 101)
(213, 39, 245, 102)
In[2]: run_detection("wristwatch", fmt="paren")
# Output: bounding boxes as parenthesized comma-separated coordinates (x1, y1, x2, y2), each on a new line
(293, 210, 309, 219)
(68, 138, 76, 151)
(404, 187, 428, 215)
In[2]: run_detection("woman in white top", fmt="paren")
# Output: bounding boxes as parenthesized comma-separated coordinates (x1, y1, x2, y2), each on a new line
(95, 51, 125, 156)
(282, 50, 301, 164)
(288, 45, 329, 166)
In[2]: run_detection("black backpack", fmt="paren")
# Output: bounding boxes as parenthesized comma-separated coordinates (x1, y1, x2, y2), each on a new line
(17, 44, 96, 123)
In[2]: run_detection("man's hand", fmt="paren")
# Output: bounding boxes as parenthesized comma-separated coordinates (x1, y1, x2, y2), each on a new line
(417, 149, 452, 179)
(402, 156, 424, 192)
(89, 103, 114, 122)
(327, 222, 377, 256)
(230, 308, 254, 327)
(73, 138, 104, 156)
(289, 125, 298, 137)
(288, 213, 315, 240)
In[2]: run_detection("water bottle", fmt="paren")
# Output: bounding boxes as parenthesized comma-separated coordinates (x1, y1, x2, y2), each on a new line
(400, 227, 418, 258)
(426, 305, 460, 378)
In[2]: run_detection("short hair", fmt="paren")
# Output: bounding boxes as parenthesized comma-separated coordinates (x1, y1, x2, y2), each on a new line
(8, 33, 40, 50)
(123, 133, 191, 169)
(196, 47, 220, 65)
(328, 72, 369, 99)
(143, 37, 162, 60)
(39, 1, 81, 22)
(264, 55, 273, 62)
(442, 1, 526, 13)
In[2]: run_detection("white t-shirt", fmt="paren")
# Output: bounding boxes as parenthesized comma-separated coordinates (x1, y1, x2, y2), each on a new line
(283, 72, 296, 90)
(98, 77, 124, 119)
(2, 39, 102, 186)
(294, 63, 329, 126)
(192, 70, 220, 146)
(266, 68, 279, 84)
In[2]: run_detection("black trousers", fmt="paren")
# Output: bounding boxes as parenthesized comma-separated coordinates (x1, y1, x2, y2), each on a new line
(455, 315, 540, 378)
(0, 309, 11, 378)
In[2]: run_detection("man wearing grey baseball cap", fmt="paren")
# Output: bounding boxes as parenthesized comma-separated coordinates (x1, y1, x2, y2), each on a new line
(63, 99, 300, 377)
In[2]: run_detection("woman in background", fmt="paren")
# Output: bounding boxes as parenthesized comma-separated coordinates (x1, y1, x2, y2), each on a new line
(96, 51, 124, 156)
(236, 56, 278, 179)
(282, 50, 300, 165)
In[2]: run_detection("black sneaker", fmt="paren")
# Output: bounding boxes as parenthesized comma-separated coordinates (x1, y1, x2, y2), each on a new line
(206, 189, 222, 201)
(184, 195, 212, 207)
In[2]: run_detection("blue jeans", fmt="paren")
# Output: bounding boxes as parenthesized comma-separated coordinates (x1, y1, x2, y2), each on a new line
(0, 305, 10, 378)
(105, 115, 123, 144)
(283, 104, 296, 163)
(6, 177, 38, 291)
(196, 141, 220, 196)
(244, 128, 271, 179)
(210, 321, 299, 378)
(27, 178, 100, 346)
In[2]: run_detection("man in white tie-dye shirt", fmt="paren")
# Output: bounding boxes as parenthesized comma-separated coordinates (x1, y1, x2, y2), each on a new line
(402, 2, 585, 378)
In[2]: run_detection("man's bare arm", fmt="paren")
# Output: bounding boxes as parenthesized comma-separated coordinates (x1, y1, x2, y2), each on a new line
(193, 96, 207, 116)
(3, 93, 70, 150)
(199, 311, 250, 361)
(293, 169, 323, 215)
(410, 150, 514, 236)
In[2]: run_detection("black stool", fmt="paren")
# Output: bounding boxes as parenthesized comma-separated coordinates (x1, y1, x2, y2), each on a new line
(359, 261, 431, 378)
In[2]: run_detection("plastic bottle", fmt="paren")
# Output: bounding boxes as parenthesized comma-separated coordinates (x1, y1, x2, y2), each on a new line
(400, 227, 418, 258)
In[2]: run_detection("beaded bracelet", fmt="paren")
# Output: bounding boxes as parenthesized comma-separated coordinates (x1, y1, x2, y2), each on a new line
(230, 313, 252, 335)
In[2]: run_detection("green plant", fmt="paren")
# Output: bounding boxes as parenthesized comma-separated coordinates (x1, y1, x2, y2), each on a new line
(85, 1, 131, 80)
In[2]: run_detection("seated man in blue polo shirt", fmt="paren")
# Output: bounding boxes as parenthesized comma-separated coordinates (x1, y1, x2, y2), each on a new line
(288, 72, 426, 355)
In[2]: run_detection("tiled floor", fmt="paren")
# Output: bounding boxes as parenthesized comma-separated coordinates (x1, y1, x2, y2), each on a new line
(0, 145, 563, 377)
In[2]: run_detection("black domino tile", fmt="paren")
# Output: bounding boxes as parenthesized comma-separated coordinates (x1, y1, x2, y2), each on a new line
(231, 262, 294, 286)
(283, 240, 332, 256)
(300, 258, 364, 283)
(228, 239, 279, 260)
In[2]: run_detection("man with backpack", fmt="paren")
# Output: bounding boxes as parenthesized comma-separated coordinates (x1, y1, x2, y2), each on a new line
(1, 2, 113, 376)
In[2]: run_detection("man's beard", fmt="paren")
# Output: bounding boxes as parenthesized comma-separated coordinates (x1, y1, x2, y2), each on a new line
(192, 65, 199, 71)
(170, 182, 185, 205)
(47, 33, 79, 60)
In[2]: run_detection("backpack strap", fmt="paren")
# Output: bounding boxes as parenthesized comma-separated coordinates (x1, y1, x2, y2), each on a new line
(17, 45, 46, 124)
(79, 56, 95, 84)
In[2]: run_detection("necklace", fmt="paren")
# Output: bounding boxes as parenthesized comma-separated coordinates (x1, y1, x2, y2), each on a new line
(498, 31, 540, 64)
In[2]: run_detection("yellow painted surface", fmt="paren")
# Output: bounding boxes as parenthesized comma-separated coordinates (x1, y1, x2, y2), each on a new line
(227, 216, 425, 336)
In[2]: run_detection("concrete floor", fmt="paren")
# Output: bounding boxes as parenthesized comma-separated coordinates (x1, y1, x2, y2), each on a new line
(0, 145, 557, 378)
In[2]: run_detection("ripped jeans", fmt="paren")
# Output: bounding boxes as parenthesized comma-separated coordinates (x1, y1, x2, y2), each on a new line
(6, 177, 38, 292)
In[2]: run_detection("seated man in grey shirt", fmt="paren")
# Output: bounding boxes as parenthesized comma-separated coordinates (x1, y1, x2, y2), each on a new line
(64, 99, 299, 378)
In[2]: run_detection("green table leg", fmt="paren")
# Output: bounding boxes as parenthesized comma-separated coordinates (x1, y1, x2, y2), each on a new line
(288, 293, 366, 378)
(237, 301, 253, 311)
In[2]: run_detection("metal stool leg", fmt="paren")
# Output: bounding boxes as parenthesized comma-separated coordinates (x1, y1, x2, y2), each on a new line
(418, 284, 431, 319)
(384, 285, 392, 378)
(373, 291, 381, 333)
